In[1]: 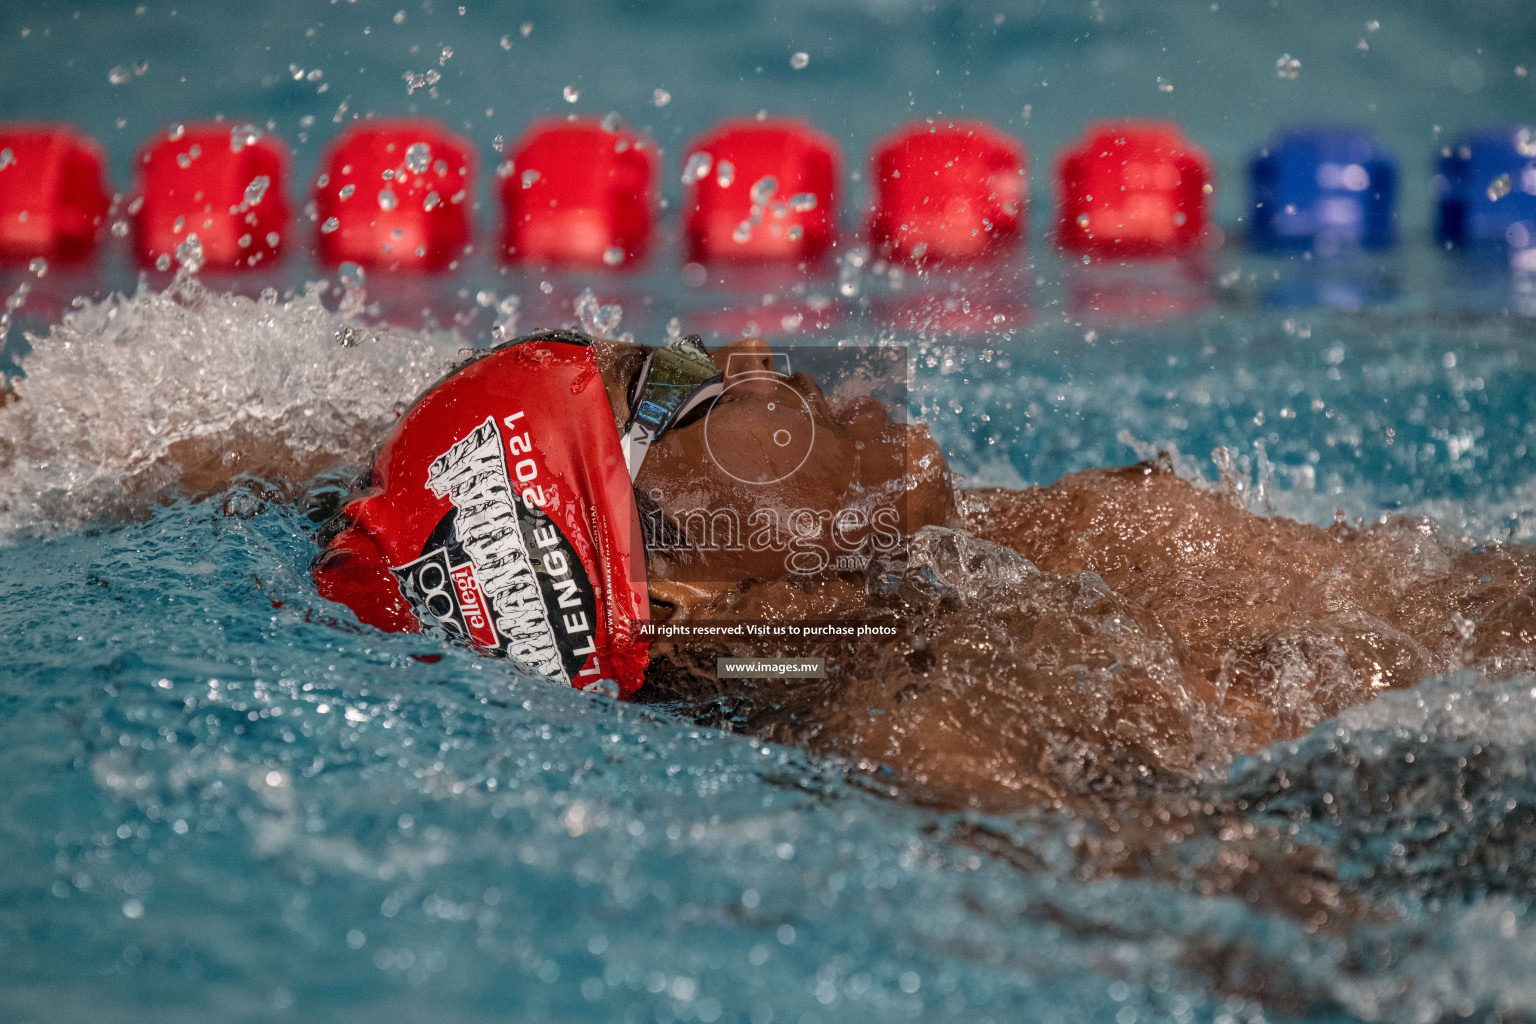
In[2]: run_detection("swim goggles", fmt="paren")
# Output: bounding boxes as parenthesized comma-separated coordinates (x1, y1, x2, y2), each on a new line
(620, 334, 724, 479)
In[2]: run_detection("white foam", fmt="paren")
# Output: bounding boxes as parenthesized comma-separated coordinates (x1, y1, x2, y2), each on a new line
(0, 278, 465, 534)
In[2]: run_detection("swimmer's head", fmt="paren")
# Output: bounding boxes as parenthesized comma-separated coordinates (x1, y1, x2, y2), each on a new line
(312, 328, 955, 694)
(598, 336, 954, 597)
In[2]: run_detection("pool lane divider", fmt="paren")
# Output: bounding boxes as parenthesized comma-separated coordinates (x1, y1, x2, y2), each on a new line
(1056, 122, 1213, 257)
(313, 120, 475, 272)
(868, 120, 1027, 266)
(501, 117, 658, 269)
(1247, 127, 1397, 254)
(134, 123, 292, 272)
(681, 118, 840, 265)
(0, 118, 1533, 270)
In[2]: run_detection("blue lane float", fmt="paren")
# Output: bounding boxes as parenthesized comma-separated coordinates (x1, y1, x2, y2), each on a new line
(1435, 127, 1536, 251)
(1248, 127, 1398, 253)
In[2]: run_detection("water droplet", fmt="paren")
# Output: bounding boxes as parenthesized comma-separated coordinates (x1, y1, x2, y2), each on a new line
(790, 51, 809, 70)
(339, 184, 356, 200)
(1276, 54, 1301, 79)
(404, 142, 432, 175)
(787, 225, 803, 241)
(175, 235, 204, 274)
(393, 9, 406, 24)
(490, 295, 520, 340)
(491, 135, 506, 153)
(28, 257, 47, 277)
(582, 678, 621, 699)
(521, 169, 541, 189)
(0, 149, 11, 171)
(603, 246, 625, 267)
(732, 221, 753, 243)
(1488, 173, 1513, 201)
(750, 175, 777, 204)
(244, 175, 271, 206)
(563, 85, 580, 103)
(574, 287, 623, 335)
(265, 232, 281, 247)
(716, 160, 735, 188)
(110, 219, 129, 237)
(1076, 213, 1091, 229)
(237, 233, 252, 248)
(1156, 76, 1173, 92)
(1516, 128, 1536, 158)
(787, 192, 817, 212)
(338, 263, 367, 319)
(439, 45, 453, 66)
(520, 21, 533, 36)
(377, 189, 398, 212)
(166, 123, 185, 141)
(499, 34, 512, 50)
(423, 191, 441, 211)
(601, 112, 622, 133)
(108, 66, 131, 85)
(229, 124, 261, 153)
(681, 152, 712, 185)
(652, 88, 671, 108)
(320, 217, 340, 234)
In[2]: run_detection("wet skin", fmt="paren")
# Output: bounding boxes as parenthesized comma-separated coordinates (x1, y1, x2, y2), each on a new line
(625, 343, 1536, 816)
(597, 337, 954, 604)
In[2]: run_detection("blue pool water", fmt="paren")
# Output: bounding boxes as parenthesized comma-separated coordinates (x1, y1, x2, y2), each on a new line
(4, 2, 1536, 1022)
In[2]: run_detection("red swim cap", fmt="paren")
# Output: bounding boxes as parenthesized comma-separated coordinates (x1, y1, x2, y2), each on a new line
(312, 331, 651, 697)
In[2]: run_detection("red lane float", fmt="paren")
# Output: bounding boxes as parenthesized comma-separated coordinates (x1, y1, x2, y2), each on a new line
(133, 124, 291, 271)
(315, 120, 474, 271)
(869, 121, 1027, 265)
(1057, 121, 1212, 256)
(501, 118, 657, 268)
(0, 124, 109, 263)
(683, 119, 839, 264)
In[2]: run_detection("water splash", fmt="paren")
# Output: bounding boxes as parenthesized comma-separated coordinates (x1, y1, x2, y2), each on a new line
(682, 153, 712, 185)
(574, 288, 622, 337)
(229, 124, 261, 153)
(174, 235, 204, 275)
(244, 175, 271, 206)
(404, 142, 432, 174)
(0, 279, 462, 533)
(337, 263, 367, 319)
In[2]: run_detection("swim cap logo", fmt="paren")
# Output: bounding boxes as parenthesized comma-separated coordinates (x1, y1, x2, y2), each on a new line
(406, 415, 566, 680)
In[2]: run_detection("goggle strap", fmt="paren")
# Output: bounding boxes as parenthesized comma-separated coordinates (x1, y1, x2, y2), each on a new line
(621, 340, 725, 480)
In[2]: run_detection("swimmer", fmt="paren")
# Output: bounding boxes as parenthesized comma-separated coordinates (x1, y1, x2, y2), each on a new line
(8, 327, 1535, 813)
